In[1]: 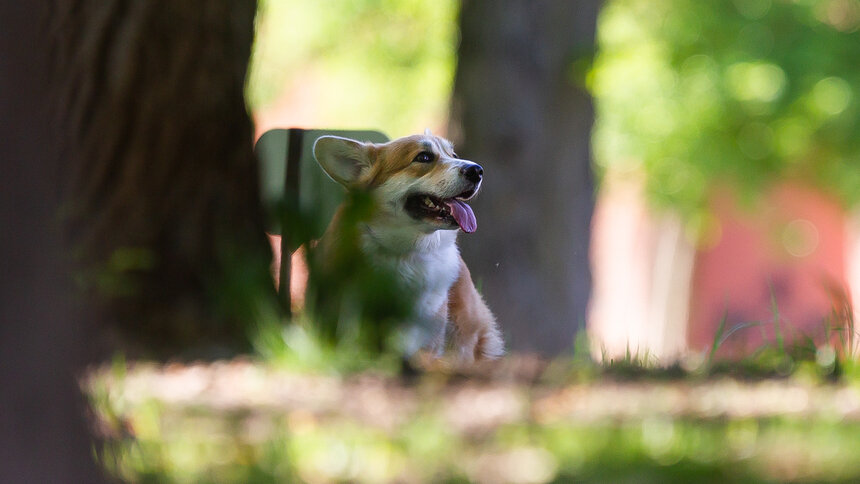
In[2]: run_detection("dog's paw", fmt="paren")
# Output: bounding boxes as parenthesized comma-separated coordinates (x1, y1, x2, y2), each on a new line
(454, 326, 504, 364)
(474, 326, 504, 361)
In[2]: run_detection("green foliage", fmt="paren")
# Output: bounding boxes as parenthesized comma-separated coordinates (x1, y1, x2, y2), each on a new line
(252, 189, 420, 372)
(247, 0, 459, 135)
(301, 190, 419, 356)
(90, 356, 860, 483)
(592, 0, 860, 219)
(90, 304, 860, 482)
(702, 314, 857, 380)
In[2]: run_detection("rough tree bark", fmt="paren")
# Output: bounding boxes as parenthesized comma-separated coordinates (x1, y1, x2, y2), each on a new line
(53, 0, 276, 357)
(450, 0, 601, 355)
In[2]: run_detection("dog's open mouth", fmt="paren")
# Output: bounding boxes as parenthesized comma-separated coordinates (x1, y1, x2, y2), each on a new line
(405, 190, 477, 233)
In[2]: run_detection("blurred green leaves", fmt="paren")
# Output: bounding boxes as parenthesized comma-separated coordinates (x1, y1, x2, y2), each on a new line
(247, 0, 458, 135)
(592, 0, 860, 220)
(301, 190, 418, 355)
(254, 189, 419, 371)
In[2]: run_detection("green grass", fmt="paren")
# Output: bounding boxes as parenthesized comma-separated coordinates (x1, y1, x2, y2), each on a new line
(88, 314, 860, 483)
(86, 292, 860, 483)
(91, 399, 860, 483)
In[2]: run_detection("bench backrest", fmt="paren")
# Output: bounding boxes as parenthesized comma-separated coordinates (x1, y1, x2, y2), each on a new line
(255, 128, 390, 306)
(256, 128, 390, 238)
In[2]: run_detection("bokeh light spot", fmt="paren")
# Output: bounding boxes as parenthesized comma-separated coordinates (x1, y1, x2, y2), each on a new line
(815, 0, 860, 31)
(781, 219, 819, 257)
(733, 0, 772, 19)
(727, 62, 786, 103)
(812, 76, 852, 116)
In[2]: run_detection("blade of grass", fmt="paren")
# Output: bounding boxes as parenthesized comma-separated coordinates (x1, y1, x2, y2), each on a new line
(835, 321, 847, 356)
(719, 321, 766, 348)
(848, 301, 856, 357)
(770, 284, 784, 354)
(708, 311, 728, 368)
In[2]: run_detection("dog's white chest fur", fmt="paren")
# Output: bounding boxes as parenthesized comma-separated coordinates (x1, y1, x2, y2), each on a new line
(362, 227, 460, 349)
(397, 231, 460, 316)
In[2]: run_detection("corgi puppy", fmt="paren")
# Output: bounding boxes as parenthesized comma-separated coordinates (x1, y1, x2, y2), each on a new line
(311, 132, 504, 362)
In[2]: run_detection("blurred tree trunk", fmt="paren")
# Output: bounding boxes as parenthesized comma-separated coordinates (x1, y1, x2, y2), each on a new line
(54, 0, 276, 357)
(0, 4, 104, 482)
(450, 0, 600, 355)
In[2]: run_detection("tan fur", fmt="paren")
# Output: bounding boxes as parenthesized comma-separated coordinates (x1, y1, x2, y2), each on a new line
(363, 135, 458, 189)
(448, 256, 504, 362)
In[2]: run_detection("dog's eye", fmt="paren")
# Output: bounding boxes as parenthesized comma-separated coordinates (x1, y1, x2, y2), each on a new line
(413, 151, 435, 164)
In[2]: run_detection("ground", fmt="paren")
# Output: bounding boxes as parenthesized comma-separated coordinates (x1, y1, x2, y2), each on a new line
(88, 350, 860, 483)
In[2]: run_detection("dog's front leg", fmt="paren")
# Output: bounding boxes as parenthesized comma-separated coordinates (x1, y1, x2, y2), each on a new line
(448, 256, 504, 363)
(400, 303, 449, 359)
(426, 305, 449, 357)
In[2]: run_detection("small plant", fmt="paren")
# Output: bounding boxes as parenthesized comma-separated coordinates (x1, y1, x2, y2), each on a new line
(257, 189, 421, 373)
(704, 291, 860, 381)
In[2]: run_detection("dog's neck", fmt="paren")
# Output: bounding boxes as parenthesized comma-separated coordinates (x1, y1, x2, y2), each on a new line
(361, 222, 457, 258)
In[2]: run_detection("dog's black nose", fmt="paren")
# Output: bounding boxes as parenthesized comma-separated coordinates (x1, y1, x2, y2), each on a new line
(461, 164, 483, 184)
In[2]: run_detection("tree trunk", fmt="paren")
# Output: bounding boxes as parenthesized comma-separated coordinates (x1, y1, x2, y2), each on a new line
(53, 0, 276, 357)
(0, 3, 104, 482)
(450, 0, 600, 355)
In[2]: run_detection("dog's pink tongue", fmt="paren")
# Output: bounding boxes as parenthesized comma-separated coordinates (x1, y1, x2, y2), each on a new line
(446, 199, 477, 233)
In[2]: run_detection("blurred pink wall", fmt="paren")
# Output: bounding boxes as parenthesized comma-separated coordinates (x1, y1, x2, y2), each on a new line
(688, 183, 848, 355)
(589, 176, 855, 361)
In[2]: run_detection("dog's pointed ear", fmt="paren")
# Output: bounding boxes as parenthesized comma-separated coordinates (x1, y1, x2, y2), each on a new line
(313, 136, 373, 187)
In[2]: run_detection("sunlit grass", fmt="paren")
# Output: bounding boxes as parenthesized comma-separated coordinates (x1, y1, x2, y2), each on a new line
(89, 362, 860, 483)
(89, 313, 860, 483)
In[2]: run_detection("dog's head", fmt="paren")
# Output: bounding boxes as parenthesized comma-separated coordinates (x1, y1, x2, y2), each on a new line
(313, 133, 483, 234)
